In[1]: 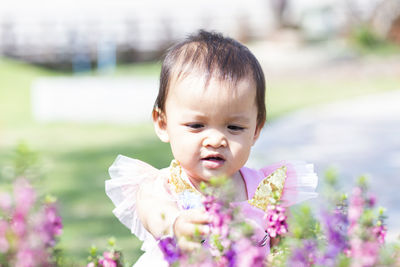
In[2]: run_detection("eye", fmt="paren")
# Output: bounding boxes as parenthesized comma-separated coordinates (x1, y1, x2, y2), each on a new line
(186, 123, 204, 129)
(227, 125, 245, 131)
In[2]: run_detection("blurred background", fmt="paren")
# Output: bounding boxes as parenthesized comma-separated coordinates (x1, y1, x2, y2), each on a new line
(1, 0, 399, 265)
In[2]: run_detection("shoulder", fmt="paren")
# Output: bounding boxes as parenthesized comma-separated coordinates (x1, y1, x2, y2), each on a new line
(240, 166, 265, 198)
(108, 155, 160, 181)
(241, 162, 291, 185)
(241, 163, 288, 196)
(242, 161, 318, 207)
(106, 155, 172, 206)
(105, 155, 177, 242)
(243, 161, 318, 187)
(138, 167, 172, 201)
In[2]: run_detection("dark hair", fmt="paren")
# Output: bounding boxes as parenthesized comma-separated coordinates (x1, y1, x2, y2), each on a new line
(154, 30, 266, 128)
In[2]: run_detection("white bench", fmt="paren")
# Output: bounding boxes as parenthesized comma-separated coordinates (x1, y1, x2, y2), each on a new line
(31, 77, 159, 124)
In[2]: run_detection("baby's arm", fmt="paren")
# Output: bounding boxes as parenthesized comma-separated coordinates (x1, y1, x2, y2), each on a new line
(136, 178, 210, 250)
(136, 178, 180, 238)
(173, 209, 210, 250)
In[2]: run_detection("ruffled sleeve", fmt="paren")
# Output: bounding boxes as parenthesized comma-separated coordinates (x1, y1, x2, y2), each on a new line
(259, 161, 318, 207)
(236, 161, 318, 237)
(105, 155, 161, 248)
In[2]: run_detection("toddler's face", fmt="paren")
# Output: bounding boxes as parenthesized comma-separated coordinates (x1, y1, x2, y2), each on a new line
(154, 73, 261, 188)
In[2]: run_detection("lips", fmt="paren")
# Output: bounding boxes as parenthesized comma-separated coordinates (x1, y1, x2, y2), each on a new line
(201, 154, 225, 169)
(203, 156, 224, 161)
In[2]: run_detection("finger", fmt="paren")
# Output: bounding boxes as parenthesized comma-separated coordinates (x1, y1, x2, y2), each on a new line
(182, 209, 211, 224)
(175, 221, 210, 237)
(173, 210, 211, 240)
(177, 236, 201, 252)
(194, 224, 210, 236)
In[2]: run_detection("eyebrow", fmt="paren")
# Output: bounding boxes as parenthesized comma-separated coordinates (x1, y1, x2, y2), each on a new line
(228, 115, 251, 124)
(181, 110, 251, 124)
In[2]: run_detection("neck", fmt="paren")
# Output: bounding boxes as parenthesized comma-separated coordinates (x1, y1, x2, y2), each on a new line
(169, 160, 247, 201)
(232, 170, 248, 201)
(188, 171, 248, 202)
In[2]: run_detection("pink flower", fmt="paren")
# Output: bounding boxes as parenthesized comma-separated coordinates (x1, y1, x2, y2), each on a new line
(204, 195, 232, 242)
(15, 248, 36, 267)
(0, 237, 9, 253)
(103, 251, 115, 260)
(372, 225, 386, 244)
(87, 262, 96, 267)
(0, 192, 12, 212)
(1, 179, 63, 266)
(11, 213, 27, 237)
(98, 251, 122, 267)
(13, 179, 36, 217)
(360, 242, 380, 266)
(349, 237, 380, 267)
(265, 205, 288, 238)
(99, 257, 117, 267)
(348, 187, 364, 234)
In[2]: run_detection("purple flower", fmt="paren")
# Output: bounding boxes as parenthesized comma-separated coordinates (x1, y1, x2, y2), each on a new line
(45, 204, 63, 236)
(224, 249, 236, 267)
(319, 208, 348, 264)
(202, 193, 245, 266)
(234, 237, 265, 267)
(289, 239, 317, 267)
(367, 194, 376, 208)
(39, 203, 63, 247)
(158, 236, 181, 264)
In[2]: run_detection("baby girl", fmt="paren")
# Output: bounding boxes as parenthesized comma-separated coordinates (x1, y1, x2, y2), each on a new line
(106, 30, 318, 266)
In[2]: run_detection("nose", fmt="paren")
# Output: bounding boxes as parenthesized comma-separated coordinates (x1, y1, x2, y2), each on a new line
(202, 130, 227, 148)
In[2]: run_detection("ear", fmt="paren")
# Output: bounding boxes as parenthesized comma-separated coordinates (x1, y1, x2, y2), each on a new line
(152, 109, 170, 143)
(252, 124, 263, 145)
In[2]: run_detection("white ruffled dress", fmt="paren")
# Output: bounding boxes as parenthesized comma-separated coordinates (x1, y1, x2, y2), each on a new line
(105, 155, 318, 266)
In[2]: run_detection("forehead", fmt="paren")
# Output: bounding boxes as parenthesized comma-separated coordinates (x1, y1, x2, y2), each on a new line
(166, 72, 257, 109)
(169, 68, 255, 96)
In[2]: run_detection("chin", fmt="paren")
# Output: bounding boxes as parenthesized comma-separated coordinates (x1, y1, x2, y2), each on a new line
(202, 169, 229, 179)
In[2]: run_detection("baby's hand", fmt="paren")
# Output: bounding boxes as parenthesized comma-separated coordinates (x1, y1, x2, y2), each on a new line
(173, 209, 210, 251)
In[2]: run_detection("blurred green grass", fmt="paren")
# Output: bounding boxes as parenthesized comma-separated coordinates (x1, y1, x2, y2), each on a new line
(267, 76, 400, 119)
(0, 56, 399, 265)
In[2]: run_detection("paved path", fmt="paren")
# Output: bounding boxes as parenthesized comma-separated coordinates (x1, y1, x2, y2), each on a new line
(248, 90, 400, 240)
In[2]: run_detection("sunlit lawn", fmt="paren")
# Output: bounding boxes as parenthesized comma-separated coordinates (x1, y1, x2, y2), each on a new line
(1, 56, 399, 265)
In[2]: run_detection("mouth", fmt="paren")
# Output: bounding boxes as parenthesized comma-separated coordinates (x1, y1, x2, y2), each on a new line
(201, 155, 225, 169)
(202, 155, 225, 161)
(201, 153, 225, 161)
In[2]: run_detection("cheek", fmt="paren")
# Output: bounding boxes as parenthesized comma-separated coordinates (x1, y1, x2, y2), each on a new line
(169, 131, 198, 157)
(231, 132, 256, 147)
(230, 138, 252, 157)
